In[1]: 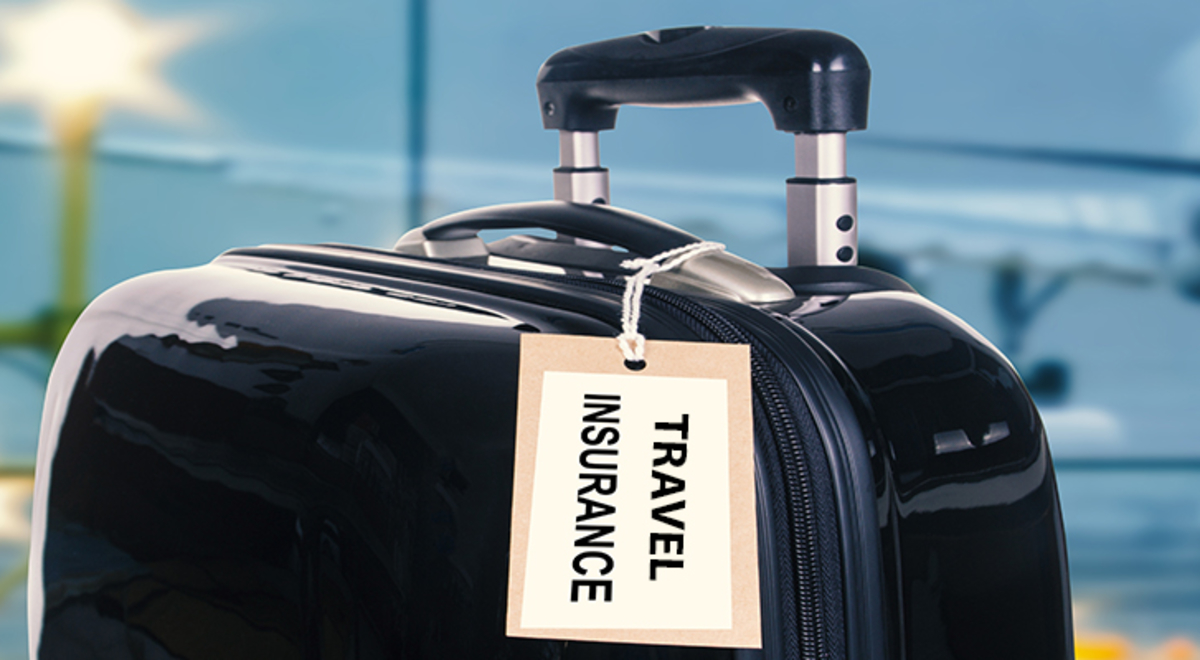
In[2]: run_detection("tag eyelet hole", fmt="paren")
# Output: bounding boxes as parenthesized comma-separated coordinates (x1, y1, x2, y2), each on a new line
(624, 359, 646, 371)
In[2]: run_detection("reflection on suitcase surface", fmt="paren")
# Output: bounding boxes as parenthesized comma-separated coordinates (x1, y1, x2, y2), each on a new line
(29, 27, 1071, 659)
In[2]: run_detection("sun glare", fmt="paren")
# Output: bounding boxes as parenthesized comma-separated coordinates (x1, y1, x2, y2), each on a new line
(0, 0, 208, 119)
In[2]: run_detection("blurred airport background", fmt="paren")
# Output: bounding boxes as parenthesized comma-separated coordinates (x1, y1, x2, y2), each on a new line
(0, 0, 1199, 658)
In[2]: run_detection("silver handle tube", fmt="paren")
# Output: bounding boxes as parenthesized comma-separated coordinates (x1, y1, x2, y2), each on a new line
(553, 131, 610, 205)
(787, 132, 858, 266)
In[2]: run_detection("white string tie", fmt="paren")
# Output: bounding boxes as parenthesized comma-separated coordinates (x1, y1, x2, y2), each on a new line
(617, 241, 726, 366)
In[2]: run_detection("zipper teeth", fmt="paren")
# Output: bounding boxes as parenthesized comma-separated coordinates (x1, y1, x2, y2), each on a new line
(551, 275, 825, 660)
(642, 288, 824, 660)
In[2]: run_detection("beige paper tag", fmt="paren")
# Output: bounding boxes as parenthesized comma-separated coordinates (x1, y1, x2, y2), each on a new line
(507, 334, 760, 649)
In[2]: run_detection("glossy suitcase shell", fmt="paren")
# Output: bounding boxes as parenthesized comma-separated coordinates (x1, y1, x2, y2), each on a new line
(29, 27, 1072, 660)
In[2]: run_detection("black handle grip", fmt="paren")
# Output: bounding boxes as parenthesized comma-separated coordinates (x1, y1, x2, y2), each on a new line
(421, 201, 701, 256)
(536, 26, 870, 133)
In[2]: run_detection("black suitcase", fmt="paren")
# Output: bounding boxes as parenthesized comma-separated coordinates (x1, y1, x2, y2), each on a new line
(28, 27, 1072, 660)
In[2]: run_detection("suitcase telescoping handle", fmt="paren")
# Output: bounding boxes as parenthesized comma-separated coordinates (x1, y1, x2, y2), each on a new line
(536, 26, 869, 134)
(537, 26, 870, 267)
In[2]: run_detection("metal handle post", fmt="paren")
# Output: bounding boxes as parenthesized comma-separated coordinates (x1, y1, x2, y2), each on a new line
(787, 132, 858, 266)
(554, 131, 610, 205)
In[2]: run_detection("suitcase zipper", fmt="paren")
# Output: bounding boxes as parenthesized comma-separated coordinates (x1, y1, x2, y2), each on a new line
(546, 275, 836, 660)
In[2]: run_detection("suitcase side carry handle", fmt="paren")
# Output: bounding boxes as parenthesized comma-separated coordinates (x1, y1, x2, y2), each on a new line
(394, 201, 796, 303)
(536, 26, 870, 133)
(406, 201, 701, 257)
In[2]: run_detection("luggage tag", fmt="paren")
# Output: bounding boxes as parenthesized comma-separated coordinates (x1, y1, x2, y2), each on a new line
(507, 243, 761, 649)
